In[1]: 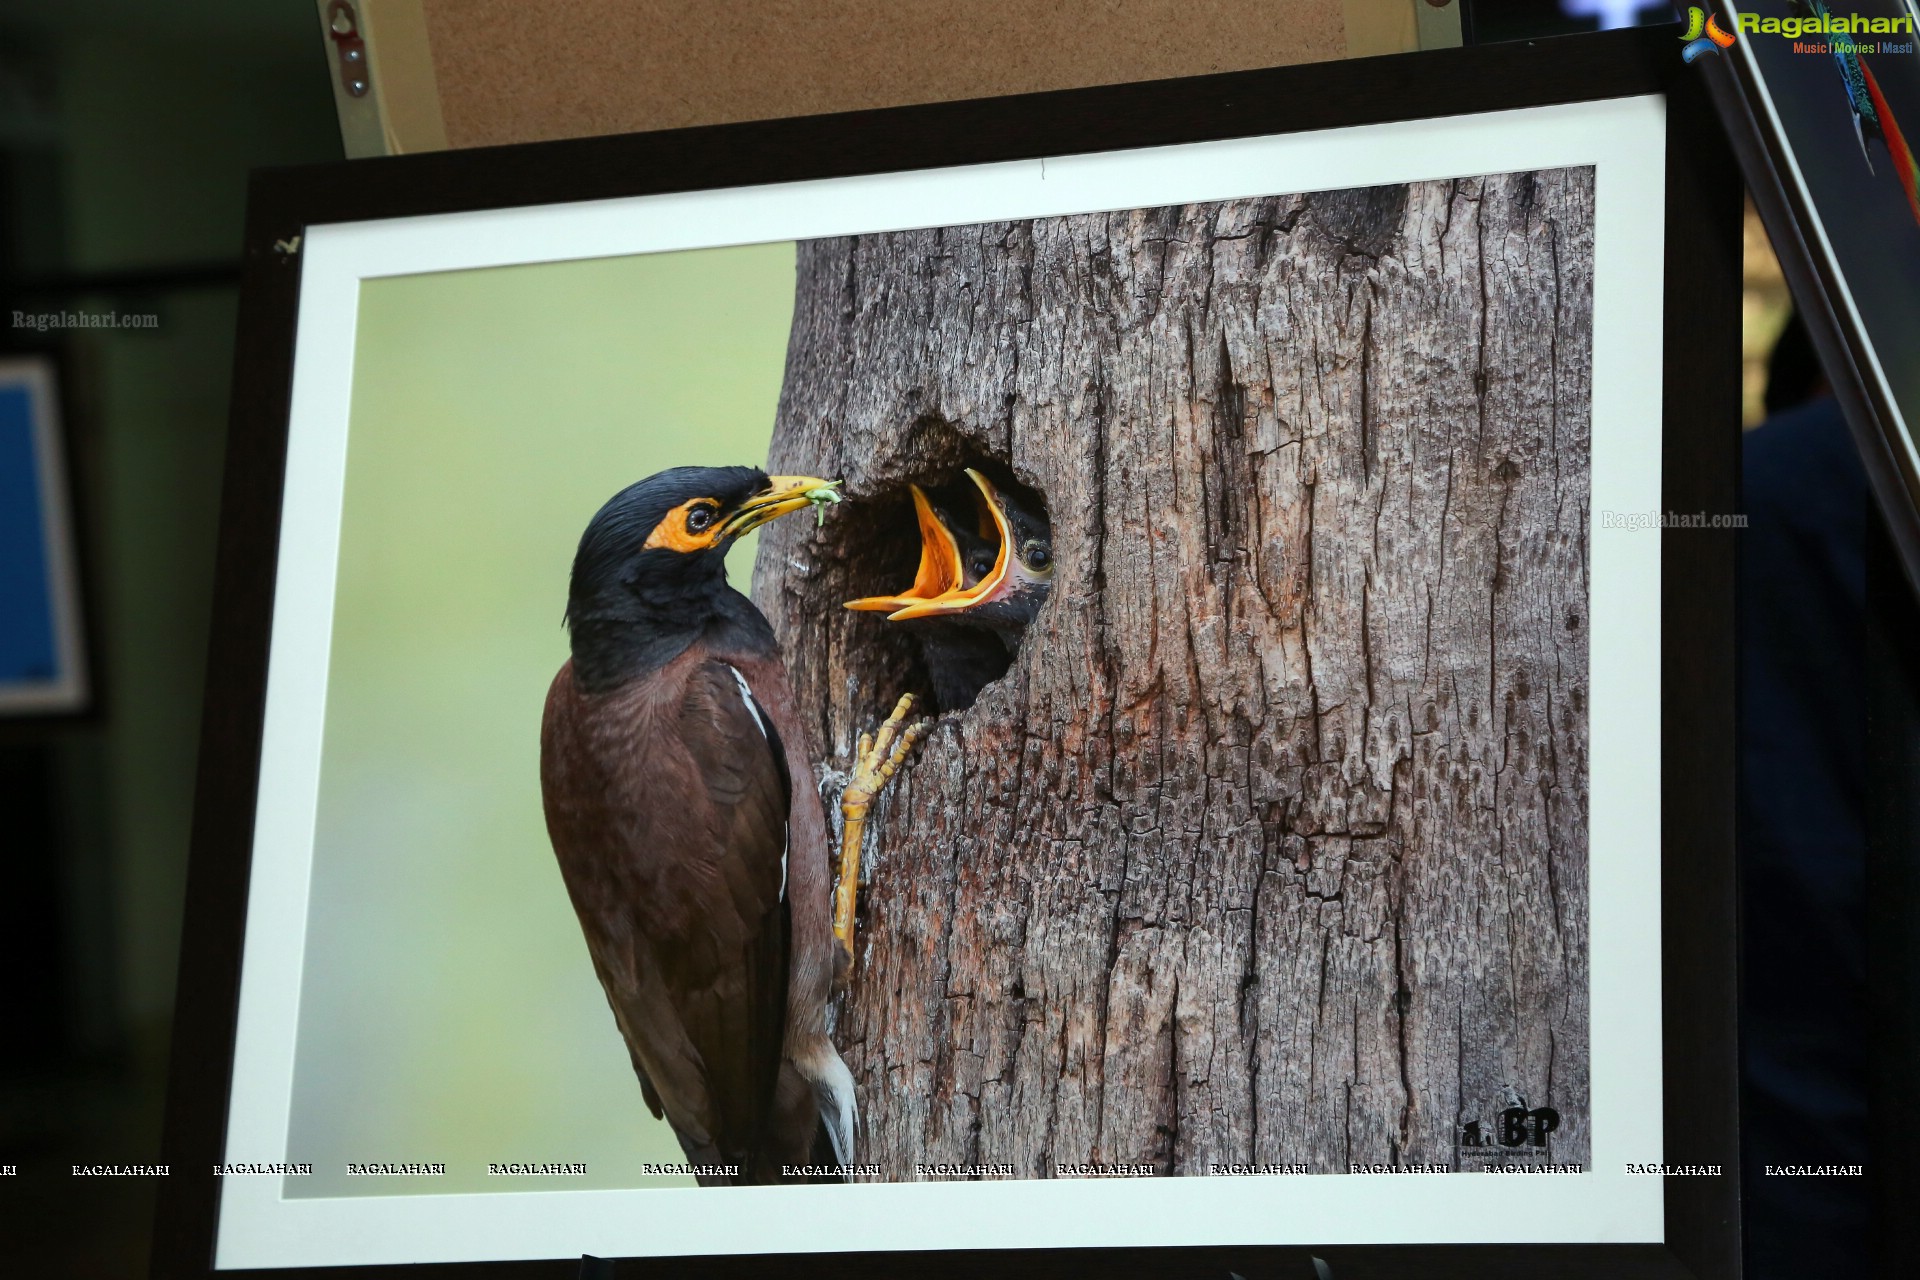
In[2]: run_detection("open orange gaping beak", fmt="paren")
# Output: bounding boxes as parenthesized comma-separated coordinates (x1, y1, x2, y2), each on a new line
(843, 485, 968, 615)
(874, 469, 1014, 621)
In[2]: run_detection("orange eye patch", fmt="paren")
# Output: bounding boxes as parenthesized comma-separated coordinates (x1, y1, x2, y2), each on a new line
(643, 499, 723, 552)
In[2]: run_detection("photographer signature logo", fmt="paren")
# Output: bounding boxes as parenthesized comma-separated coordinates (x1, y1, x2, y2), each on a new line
(1459, 1087, 1562, 1159)
(1681, 6, 1739, 62)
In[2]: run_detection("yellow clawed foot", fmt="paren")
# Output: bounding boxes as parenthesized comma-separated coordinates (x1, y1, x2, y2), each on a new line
(834, 693, 929, 978)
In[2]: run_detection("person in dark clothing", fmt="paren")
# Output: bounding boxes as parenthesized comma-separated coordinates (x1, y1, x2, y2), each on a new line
(1738, 311, 1871, 1277)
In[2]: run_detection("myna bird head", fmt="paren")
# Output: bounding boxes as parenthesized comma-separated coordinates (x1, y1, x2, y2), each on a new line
(846, 468, 1052, 642)
(565, 466, 838, 683)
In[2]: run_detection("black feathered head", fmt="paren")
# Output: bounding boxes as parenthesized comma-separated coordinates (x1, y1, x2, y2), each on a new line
(563, 466, 839, 683)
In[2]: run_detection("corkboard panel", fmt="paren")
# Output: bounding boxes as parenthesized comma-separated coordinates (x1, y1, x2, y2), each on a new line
(419, 0, 1351, 149)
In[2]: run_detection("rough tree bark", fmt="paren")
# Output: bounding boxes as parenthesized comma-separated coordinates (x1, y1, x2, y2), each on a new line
(753, 170, 1593, 1177)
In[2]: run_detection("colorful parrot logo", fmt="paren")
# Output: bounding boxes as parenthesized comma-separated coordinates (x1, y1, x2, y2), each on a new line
(1790, 0, 1920, 225)
(1680, 5, 1738, 61)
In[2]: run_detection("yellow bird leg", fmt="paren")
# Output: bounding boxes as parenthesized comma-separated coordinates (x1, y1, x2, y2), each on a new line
(835, 693, 928, 978)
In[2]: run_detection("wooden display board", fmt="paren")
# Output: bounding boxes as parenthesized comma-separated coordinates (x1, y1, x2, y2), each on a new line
(319, 0, 1456, 156)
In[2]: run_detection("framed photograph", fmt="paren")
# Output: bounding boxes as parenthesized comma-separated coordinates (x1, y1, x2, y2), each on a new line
(1698, 0, 1920, 584)
(157, 26, 1742, 1279)
(0, 354, 89, 717)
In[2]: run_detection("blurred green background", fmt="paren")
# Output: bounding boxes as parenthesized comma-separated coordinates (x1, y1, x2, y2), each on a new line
(284, 243, 796, 1195)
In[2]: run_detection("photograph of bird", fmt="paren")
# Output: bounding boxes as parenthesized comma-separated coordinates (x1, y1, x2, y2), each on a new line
(1857, 57, 1920, 225)
(844, 468, 1053, 712)
(539, 466, 920, 1185)
(1791, 0, 1920, 225)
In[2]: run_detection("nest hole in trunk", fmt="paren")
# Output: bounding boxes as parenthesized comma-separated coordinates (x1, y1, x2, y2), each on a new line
(824, 443, 1051, 718)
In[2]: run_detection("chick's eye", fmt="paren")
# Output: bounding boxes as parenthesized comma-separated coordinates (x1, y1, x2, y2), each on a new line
(1024, 542, 1052, 571)
(971, 554, 995, 576)
(686, 505, 716, 533)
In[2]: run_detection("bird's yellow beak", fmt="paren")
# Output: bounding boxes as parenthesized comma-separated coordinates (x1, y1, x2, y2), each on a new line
(845, 485, 967, 614)
(722, 475, 841, 539)
(884, 470, 1013, 620)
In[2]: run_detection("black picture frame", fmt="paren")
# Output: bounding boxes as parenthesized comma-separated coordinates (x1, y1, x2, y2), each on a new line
(154, 24, 1742, 1280)
(1695, 0, 1920, 593)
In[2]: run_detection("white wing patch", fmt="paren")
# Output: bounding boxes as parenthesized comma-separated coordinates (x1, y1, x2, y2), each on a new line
(724, 663, 786, 900)
(724, 664, 769, 739)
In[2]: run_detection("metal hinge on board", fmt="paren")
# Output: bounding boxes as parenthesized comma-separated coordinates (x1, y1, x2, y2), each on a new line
(315, 0, 450, 158)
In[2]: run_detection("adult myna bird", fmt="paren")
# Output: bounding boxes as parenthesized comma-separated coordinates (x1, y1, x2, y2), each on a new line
(846, 468, 1053, 711)
(540, 466, 921, 1185)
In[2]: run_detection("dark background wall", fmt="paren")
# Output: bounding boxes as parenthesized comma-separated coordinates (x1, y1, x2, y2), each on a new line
(0, 3, 339, 1274)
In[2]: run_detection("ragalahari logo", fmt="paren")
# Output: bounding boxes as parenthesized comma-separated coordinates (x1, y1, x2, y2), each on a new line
(1744, 4, 1918, 48)
(1677, 4, 1920, 224)
(1681, 6, 1739, 62)
(1735, 1, 1920, 225)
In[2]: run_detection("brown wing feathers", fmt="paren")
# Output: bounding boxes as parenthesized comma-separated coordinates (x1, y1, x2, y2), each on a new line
(540, 650, 794, 1181)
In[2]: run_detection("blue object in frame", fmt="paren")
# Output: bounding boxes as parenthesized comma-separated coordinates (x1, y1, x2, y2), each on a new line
(0, 380, 61, 686)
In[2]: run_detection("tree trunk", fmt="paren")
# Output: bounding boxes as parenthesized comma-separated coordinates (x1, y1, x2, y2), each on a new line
(753, 170, 1594, 1178)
